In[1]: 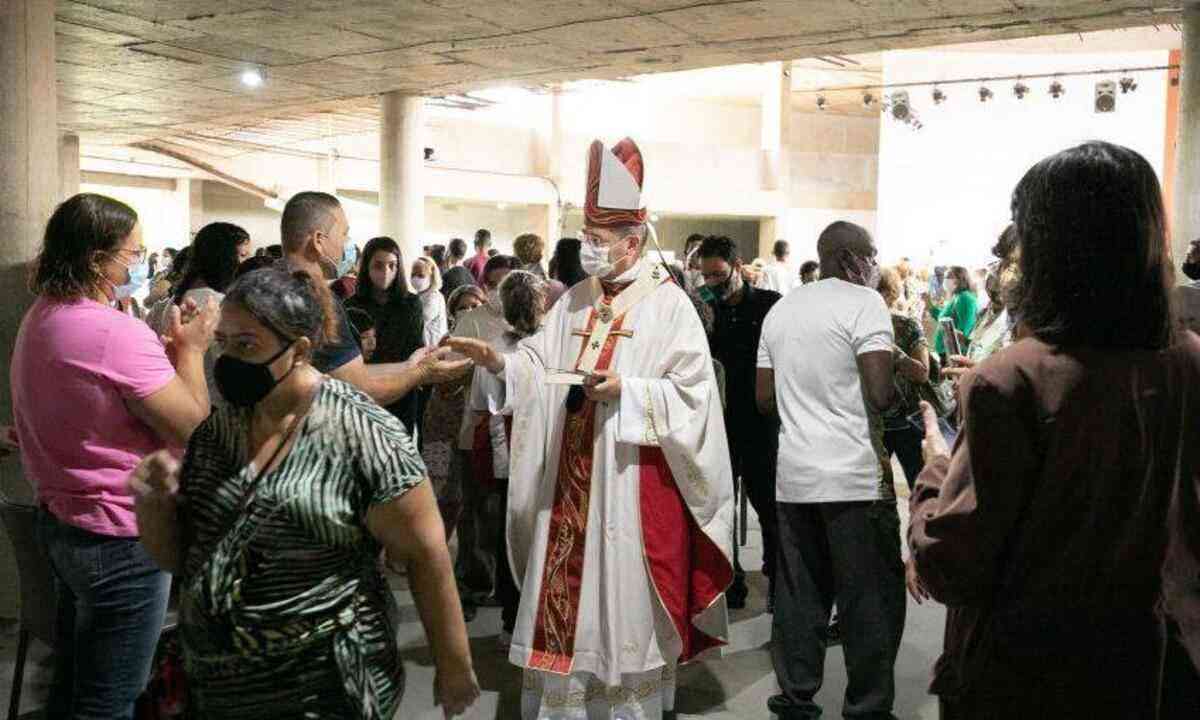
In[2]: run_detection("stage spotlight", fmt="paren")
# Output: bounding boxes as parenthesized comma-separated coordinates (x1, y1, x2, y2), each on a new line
(890, 91, 910, 121)
(1013, 82, 1029, 100)
(1095, 81, 1116, 113)
(1049, 80, 1065, 99)
(862, 92, 875, 108)
(1120, 76, 1138, 93)
(978, 86, 994, 102)
(932, 87, 946, 105)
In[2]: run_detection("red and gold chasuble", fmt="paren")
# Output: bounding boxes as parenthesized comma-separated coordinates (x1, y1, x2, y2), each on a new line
(526, 280, 733, 675)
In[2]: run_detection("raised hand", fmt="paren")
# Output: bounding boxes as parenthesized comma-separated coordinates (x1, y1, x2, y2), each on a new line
(164, 296, 218, 353)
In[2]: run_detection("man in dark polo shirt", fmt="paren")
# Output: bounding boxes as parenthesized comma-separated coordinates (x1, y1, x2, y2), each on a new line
(698, 234, 782, 612)
(279, 191, 470, 401)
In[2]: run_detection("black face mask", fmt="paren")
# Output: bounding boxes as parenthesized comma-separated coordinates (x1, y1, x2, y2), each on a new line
(214, 342, 296, 408)
(1184, 260, 1200, 282)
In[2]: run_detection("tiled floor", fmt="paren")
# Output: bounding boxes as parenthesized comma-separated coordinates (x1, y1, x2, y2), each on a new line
(1, 468, 945, 719)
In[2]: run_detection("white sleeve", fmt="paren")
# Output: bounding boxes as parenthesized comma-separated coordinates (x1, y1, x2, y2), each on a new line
(616, 292, 715, 448)
(423, 293, 449, 346)
(757, 310, 776, 369)
(853, 291, 894, 356)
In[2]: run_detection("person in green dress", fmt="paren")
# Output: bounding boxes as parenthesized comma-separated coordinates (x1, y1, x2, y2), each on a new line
(130, 267, 480, 719)
(927, 265, 979, 359)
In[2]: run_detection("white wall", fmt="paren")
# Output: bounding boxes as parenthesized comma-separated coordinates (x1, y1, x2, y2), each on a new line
(80, 178, 191, 254)
(877, 49, 1169, 267)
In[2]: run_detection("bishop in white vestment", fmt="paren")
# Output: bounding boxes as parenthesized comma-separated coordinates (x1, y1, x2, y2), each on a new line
(449, 138, 734, 719)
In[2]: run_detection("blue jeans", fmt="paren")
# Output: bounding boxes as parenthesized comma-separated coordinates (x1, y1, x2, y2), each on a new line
(36, 508, 170, 720)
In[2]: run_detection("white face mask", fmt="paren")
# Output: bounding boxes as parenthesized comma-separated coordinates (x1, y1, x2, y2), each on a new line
(580, 236, 630, 278)
(411, 276, 431, 293)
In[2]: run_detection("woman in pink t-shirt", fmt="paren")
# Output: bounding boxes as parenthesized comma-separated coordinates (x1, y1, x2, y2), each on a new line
(10, 193, 216, 719)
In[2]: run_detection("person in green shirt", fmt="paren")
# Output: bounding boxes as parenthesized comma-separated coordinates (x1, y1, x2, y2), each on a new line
(928, 265, 979, 358)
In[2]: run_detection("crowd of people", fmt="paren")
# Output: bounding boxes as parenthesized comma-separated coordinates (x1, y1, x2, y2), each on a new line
(4, 136, 1199, 720)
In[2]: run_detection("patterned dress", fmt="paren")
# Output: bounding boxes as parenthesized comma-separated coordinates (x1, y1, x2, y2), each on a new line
(176, 379, 426, 719)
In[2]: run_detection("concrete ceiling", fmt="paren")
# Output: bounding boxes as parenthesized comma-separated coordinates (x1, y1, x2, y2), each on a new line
(58, 1, 1180, 148)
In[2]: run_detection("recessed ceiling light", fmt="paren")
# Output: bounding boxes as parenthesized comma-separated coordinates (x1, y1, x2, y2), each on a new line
(240, 67, 265, 88)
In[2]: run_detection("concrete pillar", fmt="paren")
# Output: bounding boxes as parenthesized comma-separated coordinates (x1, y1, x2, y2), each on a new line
(380, 93, 426, 262)
(1175, 4, 1200, 272)
(1177, 9, 1200, 269)
(761, 61, 792, 193)
(0, 0, 58, 617)
(59, 133, 80, 202)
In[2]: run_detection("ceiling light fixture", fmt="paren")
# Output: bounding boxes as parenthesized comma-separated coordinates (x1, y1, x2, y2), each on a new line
(932, 87, 946, 105)
(1049, 80, 1065, 99)
(889, 91, 910, 121)
(978, 86, 994, 102)
(862, 92, 875, 108)
(240, 67, 265, 88)
(1013, 81, 1029, 99)
(816, 95, 827, 111)
(1119, 76, 1138, 93)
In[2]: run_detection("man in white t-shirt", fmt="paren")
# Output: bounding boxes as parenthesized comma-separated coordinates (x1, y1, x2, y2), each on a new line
(759, 239, 797, 295)
(755, 221, 903, 720)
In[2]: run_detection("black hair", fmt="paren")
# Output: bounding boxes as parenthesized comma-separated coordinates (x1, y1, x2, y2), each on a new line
(346, 306, 376, 335)
(1011, 141, 1172, 349)
(172, 222, 250, 304)
(772, 239, 790, 260)
(550, 238, 588, 288)
(474, 228, 492, 248)
(281, 191, 340, 252)
(32, 193, 138, 300)
(430, 244, 447, 269)
(799, 260, 819, 276)
(697, 235, 740, 265)
(223, 266, 338, 349)
(354, 236, 410, 304)
(483, 254, 519, 287)
(448, 237, 467, 260)
(993, 224, 1018, 261)
(235, 255, 276, 279)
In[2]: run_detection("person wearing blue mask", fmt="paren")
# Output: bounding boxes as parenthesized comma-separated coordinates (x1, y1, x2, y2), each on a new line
(277, 191, 471, 410)
(11, 193, 217, 719)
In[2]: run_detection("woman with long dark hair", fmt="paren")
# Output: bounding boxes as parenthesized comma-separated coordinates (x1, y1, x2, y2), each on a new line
(928, 264, 979, 359)
(909, 141, 1200, 719)
(147, 222, 252, 407)
(12, 193, 215, 718)
(344, 236, 425, 435)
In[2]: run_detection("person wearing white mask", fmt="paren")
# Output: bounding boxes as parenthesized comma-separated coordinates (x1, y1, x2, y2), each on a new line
(411, 256, 449, 346)
(344, 236, 427, 436)
(447, 138, 734, 720)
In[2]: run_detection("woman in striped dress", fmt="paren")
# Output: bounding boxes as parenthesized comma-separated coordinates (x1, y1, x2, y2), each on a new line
(130, 267, 479, 718)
